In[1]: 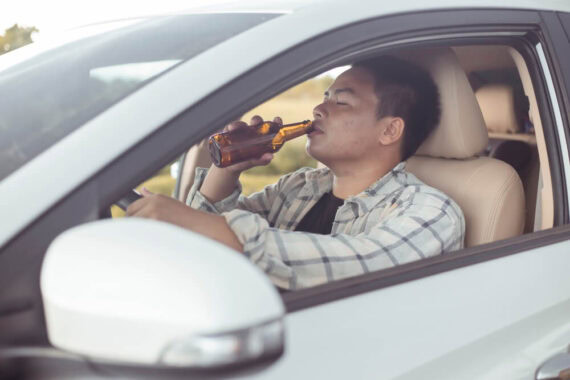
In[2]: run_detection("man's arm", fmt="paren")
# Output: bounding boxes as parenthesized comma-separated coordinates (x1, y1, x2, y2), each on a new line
(198, 165, 242, 204)
(221, 202, 463, 290)
(127, 191, 463, 290)
(126, 189, 243, 252)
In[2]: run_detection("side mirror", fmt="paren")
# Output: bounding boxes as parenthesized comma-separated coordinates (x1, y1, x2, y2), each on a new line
(41, 218, 285, 369)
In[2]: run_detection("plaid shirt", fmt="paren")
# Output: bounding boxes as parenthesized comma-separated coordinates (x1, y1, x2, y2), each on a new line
(187, 162, 465, 290)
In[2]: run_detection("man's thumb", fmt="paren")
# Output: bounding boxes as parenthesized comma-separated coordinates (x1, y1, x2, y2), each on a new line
(141, 187, 154, 197)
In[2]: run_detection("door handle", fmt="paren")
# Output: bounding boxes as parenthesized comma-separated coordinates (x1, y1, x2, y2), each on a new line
(536, 352, 570, 380)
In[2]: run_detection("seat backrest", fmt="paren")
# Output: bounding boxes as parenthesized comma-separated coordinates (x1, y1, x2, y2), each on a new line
(475, 83, 540, 233)
(475, 84, 522, 134)
(397, 48, 525, 247)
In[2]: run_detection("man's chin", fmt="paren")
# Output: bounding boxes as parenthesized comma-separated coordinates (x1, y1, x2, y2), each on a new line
(306, 143, 319, 160)
(306, 145, 329, 165)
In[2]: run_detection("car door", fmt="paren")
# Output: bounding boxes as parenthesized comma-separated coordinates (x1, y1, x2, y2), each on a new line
(216, 9, 570, 380)
(151, 7, 570, 380)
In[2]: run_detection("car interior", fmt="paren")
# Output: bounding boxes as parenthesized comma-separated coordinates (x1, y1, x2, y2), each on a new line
(170, 43, 550, 251)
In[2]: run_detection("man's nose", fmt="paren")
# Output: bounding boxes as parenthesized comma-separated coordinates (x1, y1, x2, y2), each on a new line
(313, 103, 325, 119)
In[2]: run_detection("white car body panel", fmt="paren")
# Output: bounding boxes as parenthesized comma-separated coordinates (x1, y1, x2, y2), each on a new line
(241, 242, 570, 379)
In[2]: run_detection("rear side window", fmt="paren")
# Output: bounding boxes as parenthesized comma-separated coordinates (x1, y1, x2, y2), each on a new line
(0, 13, 279, 181)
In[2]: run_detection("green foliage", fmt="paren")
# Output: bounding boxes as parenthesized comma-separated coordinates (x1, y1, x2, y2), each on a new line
(0, 24, 38, 55)
(240, 173, 281, 196)
(276, 76, 333, 100)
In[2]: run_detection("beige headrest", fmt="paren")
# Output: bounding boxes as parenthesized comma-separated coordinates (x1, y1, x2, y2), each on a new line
(395, 48, 488, 159)
(475, 84, 520, 133)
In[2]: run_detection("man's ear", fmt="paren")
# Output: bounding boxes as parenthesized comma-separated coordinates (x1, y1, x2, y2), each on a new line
(378, 117, 405, 146)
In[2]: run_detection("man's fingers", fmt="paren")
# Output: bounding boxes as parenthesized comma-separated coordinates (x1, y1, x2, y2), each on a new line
(249, 153, 273, 166)
(125, 196, 149, 216)
(225, 120, 248, 132)
(226, 152, 273, 172)
(249, 115, 263, 126)
(140, 187, 153, 196)
(223, 115, 283, 134)
(223, 115, 279, 133)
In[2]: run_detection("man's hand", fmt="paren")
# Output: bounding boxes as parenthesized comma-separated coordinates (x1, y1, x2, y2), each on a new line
(200, 115, 282, 203)
(219, 115, 283, 174)
(126, 188, 243, 252)
(126, 188, 194, 228)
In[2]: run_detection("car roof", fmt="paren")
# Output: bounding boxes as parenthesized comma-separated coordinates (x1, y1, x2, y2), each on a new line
(184, 0, 570, 16)
(90, 0, 570, 26)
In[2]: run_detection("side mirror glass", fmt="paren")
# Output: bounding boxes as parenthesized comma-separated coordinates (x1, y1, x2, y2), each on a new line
(41, 218, 285, 369)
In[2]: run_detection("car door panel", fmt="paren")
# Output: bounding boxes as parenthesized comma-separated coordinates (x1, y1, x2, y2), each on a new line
(155, 10, 570, 379)
(397, 299, 570, 380)
(238, 241, 570, 379)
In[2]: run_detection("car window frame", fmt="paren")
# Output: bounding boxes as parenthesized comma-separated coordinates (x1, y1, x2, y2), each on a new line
(82, 9, 570, 308)
(277, 17, 570, 310)
(540, 11, 570, 217)
(283, 35, 570, 310)
(2, 8, 570, 346)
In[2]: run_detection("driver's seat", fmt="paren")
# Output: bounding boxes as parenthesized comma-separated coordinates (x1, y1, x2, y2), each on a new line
(401, 48, 525, 247)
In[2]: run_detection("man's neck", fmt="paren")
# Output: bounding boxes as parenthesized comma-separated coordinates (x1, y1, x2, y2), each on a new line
(329, 157, 400, 199)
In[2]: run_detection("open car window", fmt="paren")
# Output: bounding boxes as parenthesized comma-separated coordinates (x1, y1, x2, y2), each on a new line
(110, 40, 551, 298)
(138, 39, 558, 294)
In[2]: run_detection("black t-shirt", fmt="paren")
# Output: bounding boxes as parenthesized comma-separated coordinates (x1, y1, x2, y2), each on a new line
(294, 192, 344, 235)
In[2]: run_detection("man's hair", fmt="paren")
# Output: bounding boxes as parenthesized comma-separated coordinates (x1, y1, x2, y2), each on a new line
(353, 56, 441, 161)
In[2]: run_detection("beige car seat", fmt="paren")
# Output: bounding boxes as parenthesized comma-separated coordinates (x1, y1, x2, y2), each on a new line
(475, 83, 540, 233)
(401, 48, 525, 247)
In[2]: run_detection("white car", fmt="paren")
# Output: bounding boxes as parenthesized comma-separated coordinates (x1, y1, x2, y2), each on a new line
(1, 1, 570, 379)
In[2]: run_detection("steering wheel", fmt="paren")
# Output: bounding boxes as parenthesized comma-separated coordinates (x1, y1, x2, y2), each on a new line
(115, 190, 143, 211)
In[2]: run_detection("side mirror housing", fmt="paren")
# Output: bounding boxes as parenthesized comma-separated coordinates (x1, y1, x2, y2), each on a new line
(41, 218, 285, 368)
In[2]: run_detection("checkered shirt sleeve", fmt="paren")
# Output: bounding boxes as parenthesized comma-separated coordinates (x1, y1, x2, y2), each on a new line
(187, 166, 464, 290)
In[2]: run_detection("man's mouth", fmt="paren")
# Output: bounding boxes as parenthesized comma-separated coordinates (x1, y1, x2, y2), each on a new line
(308, 122, 324, 136)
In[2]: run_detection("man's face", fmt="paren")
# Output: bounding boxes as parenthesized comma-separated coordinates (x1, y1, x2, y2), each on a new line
(307, 67, 387, 167)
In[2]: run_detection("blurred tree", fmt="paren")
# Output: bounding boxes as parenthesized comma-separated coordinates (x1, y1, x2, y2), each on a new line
(278, 76, 333, 99)
(0, 24, 38, 55)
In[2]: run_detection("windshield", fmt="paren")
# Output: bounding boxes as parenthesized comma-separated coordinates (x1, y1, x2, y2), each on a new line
(0, 13, 279, 181)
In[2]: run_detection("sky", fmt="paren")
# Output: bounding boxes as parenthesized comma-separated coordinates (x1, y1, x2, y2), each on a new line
(0, 0, 237, 36)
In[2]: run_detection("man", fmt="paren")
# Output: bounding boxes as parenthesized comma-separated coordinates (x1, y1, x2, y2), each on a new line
(126, 56, 465, 290)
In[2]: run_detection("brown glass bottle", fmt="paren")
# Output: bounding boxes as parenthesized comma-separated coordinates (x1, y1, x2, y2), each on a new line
(208, 120, 313, 168)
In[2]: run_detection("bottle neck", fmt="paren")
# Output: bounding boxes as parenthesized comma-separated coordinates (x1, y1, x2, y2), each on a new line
(274, 120, 313, 143)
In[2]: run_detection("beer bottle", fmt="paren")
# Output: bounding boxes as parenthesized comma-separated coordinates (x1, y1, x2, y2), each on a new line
(208, 120, 313, 168)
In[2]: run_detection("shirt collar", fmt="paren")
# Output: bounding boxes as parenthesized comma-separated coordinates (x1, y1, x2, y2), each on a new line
(362, 161, 407, 197)
(303, 166, 334, 198)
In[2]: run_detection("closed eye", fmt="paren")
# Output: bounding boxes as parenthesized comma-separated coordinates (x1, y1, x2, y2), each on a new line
(323, 94, 349, 105)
